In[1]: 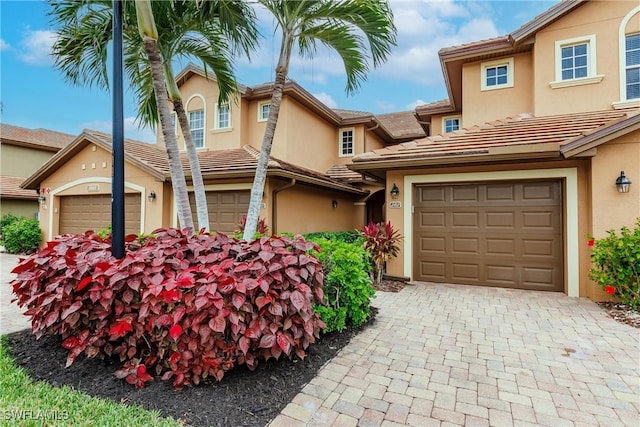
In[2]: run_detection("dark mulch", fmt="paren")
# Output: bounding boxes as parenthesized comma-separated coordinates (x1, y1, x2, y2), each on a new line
(596, 302, 640, 328)
(7, 308, 378, 427)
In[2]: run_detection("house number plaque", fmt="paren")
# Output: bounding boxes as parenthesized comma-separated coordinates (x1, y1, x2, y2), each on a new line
(389, 201, 402, 209)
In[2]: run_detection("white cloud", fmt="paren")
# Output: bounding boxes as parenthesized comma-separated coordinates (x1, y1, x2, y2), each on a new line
(0, 38, 9, 51)
(374, 100, 397, 112)
(19, 29, 57, 65)
(80, 117, 157, 144)
(406, 99, 428, 110)
(312, 92, 338, 108)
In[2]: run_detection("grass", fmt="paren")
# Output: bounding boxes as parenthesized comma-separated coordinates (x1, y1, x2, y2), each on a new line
(0, 336, 183, 427)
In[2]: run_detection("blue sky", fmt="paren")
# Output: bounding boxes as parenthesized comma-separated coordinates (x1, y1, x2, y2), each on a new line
(0, 0, 555, 143)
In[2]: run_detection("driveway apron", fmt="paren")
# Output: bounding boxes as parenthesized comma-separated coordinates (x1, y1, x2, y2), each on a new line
(270, 283, 640, 427)
(0, 253, 31, 334)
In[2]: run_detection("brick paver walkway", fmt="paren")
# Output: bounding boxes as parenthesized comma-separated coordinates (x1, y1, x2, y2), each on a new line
(0, 253, 30, 334)
(270, 283, 640, 427)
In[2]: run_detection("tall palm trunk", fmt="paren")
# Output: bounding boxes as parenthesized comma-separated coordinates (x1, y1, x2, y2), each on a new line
(243, 33, 293, 240)
(165, 65, 210, 232)
(136, 0, 194, 230)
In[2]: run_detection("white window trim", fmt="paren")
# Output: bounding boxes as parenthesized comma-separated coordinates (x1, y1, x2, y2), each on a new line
(214, 102, 231, 130)
(185, 94, 206, 150)
(613, 6, 640, 108)
(188, 109, 205, 149)
(550, 34, 603, 89)
(442, 115, 462, 133)
(338, 127, 355, 157)
(480, 57, 514, 91)
(257, 101, 270, 122)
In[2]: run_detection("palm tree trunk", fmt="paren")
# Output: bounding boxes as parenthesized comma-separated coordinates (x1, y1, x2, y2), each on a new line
(165, 65, 210, 233)
(136, 0, 194, 230)
(243, 33, 293, 241)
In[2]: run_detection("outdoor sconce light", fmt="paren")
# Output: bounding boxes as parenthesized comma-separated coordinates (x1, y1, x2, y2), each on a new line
(148, 191, 157, 202)
(38, 195, 46, 204)
(390, 183, 400, 199)
(616, 171, 631, 193)
(332, 199, 338, 209)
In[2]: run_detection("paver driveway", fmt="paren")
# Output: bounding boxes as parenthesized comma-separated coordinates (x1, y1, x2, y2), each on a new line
(270, 283, 640, 427)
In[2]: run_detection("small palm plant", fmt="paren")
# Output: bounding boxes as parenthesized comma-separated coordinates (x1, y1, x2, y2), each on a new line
(360, 221, 402, 284)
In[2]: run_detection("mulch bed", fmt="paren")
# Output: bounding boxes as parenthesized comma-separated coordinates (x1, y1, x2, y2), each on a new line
(596, 302, 640, 329)
(7, 308, 377, 427)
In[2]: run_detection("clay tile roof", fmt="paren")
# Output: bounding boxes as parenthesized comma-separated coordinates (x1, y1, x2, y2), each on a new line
(375, 111, 426, 139)
(0, 123, 75, 151)
(1, 176, 38, 200)
(326, 164, 364, 183)
(438, 36, 509, 56)
(85, 130, 170, 174)
(333, 108, 372, 119)
(352, 109, 640, 165)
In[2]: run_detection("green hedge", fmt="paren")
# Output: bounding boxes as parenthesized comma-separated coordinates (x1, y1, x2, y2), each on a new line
(2, 218, 41, 254)
(304, 230, 362, 245)
(311, 238, 374, 333)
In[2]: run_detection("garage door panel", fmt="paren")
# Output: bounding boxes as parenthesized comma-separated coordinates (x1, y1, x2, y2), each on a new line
(413, 180, 563, 292)
(60, 194, 141, 236)
(190, 190, 249, 234)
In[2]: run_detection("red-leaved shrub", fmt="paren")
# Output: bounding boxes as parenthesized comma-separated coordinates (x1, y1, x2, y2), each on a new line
(11, 229, 325, 389)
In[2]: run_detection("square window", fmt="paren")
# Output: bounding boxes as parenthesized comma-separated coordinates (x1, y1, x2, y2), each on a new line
(188, 110, 204, 148)
(481, 58, 513, 91)
(443, 117, 460, 133)
(552, 35, 602, 88)
(339, 129, 354, 156)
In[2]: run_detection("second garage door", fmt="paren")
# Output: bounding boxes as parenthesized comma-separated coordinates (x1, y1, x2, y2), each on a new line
(413, 180, 563, 291)
(59, 193, 141, 235)
(190, 190, 250, 234)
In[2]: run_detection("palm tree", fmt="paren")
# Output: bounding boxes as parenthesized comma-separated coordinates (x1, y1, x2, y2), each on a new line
(242, 0, 397, 240)
(50, 0, 258, 231)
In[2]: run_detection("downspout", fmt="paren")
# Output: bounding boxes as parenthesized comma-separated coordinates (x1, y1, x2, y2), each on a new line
(272, 178, 296, 234)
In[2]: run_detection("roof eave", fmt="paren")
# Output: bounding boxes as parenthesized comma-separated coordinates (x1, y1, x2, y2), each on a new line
(562, 114, 640, 158)
(510, 0, 587, 43)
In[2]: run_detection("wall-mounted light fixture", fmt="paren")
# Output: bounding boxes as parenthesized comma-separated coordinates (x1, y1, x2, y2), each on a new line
(615, 171, 631, 193)
(390, 183, 400, 199)
(332, 199, 338, 209)
(148, 191, 157, 202)
(37, 195, 46, 204)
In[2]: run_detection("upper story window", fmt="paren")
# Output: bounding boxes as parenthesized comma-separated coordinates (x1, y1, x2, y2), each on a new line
(481, 57, 514, 91)
(258, 102, 270, 122)
(625, 33, 640, 100)
(188, 110, 204, 148)
(443, 116, 461, 133)
(215, 103, 230, 129)
(170, 112, 177, 135)
(339, 128, 354, 157)
(551, 35, 603, 89)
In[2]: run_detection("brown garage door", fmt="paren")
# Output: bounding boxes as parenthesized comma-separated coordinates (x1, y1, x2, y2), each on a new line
(59, 194, 141, 235)
(413, 180, 563, 291)
(189, 190, 250, 234)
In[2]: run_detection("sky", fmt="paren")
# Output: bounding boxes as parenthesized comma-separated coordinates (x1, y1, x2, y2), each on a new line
(0, 0, 556, 143)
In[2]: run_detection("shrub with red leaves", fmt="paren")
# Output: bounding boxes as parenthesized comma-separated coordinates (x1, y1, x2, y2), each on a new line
(359, 221, 402, 284)
(11, 229, 325, 389)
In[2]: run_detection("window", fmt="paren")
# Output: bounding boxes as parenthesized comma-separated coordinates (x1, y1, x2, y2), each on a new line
(561, 43, 588, 80)
(188, 110, 204, 148)
(215, 103, 230, 129)
(443, 117, 460, 133)
(258, 102, 270, 122)
(625, 33, 640, 100)
(481, 58, 514, 90)
(551, 35, 602, 88)
(170, 112, 177, 135)
(339, 128, 354, 157)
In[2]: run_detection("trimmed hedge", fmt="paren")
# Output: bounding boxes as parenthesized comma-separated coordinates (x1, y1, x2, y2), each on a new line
(11, 229, 325, 389)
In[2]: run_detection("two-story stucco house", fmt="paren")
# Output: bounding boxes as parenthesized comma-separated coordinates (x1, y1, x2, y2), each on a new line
(0, 124, 75, 219)
(21, 64, 424, 240)
(350, 0, 639, 300)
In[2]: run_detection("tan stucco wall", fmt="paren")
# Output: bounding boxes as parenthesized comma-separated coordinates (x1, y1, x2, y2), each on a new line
(36, 143, 168, 240)
(1, 144, 55, 177)
(383, 160, 592, 297)
(590, 134, 640, 235)
(534, 1, 640, 116)
(462, 53, 534, 127)
(275, 183, 362, 234)
(0, 199, 39, 220)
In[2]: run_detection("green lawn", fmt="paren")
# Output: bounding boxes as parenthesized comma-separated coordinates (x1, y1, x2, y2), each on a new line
(0, 336, 183, 427)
